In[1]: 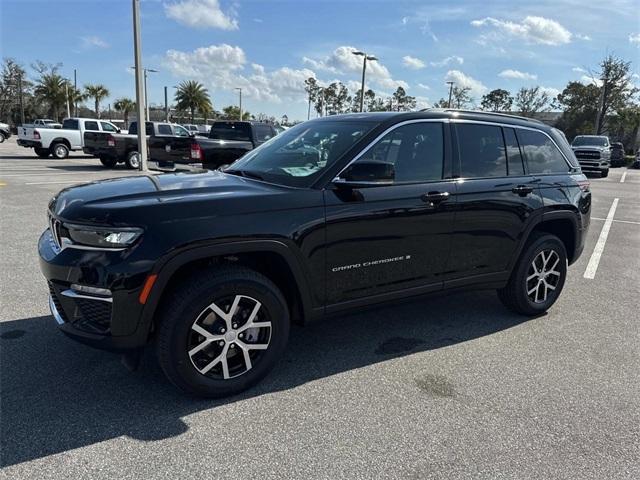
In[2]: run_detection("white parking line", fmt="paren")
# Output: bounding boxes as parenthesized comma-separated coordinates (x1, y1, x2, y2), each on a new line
(584, 198, 618, 280)
(0, 171, 113, 177)
(620, 171, 627, 183)
(591, 217, 640, 226)
(24, 180, 95, 185)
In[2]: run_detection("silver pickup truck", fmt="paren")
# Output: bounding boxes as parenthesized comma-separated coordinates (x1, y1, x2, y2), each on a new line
(17, 117, 120, 158)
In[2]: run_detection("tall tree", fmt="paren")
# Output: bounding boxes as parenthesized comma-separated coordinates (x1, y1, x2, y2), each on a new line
(304, 77, 320, 119)
(435, 87, 472, 109)
(480, 89, 513, 112)
(113, 97, 136, 128)
(84, 84, 110, 118)
(554, 81, 601, 140)
(34, 73, 68, 121)
(514, 86, 551, 117)
(174, 80, 213, 123)
(392, 86, 417, 112)
(0, 58, 32, 124)
(324, 82, 350, 114)
(221, 105, 250, 120)
(593, 55, 639, 134)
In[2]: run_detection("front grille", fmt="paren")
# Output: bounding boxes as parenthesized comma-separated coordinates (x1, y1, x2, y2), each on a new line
(574, 150, 601, 160)
(49, 284, 68, 323)
(74, 298, 112, 334)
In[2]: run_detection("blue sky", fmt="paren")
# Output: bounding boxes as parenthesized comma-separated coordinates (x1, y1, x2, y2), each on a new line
(2, 0, 639, 121)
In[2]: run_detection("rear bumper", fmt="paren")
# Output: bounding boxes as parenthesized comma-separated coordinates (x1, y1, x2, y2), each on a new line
(17, 139, 42, 148)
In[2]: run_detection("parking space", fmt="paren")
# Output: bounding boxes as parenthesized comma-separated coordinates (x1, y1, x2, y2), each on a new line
(1, 138, 639, 479)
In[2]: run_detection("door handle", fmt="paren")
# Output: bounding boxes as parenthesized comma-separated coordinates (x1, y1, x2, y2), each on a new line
(512, 185, 534, 196)
(421, 191, 450, 203)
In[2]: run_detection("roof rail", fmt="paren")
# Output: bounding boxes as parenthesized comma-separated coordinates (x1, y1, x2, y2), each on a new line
(420, 108, 545, 125)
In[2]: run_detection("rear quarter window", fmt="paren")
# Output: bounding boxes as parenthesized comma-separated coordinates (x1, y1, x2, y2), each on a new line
(517, 129, 570, 174)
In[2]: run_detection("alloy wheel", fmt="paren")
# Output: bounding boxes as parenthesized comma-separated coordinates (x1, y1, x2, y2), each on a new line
(526, 249, 561, 304)
(187, 294, 272, 380)
(54, 144, 67, 158)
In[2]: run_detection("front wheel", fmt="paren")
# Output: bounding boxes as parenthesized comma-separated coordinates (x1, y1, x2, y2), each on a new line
(601, 169, 609, 178)
(156, 267, 290, 398)
(498, 233, 567, 316)
(0, 132, 6, 143)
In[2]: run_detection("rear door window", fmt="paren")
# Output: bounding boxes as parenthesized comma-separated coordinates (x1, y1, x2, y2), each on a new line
(62, 119, 79, 130)
(84, 121, 99, 131)
(503, 127, 525, 176)
(456, 124, 507, 178)
(157, 124, 173, 135)
(517, 129, 570, 174)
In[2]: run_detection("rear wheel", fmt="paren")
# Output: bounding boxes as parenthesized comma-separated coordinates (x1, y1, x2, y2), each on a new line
(156, 267, 290, 398)
(51, 142, 69, 159)
(35, 147, 50, 158)
(498, 233, 567, 316)
(125, 151, 140, 169)
(99, 157, 117, 168)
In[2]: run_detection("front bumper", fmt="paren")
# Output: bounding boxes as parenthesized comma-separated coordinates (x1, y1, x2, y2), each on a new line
(577, 160, 609, 173)
(39, 229, 155, 351)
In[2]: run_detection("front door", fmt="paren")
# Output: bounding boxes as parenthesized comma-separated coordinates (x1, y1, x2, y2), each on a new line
(324, 121, 456, 306)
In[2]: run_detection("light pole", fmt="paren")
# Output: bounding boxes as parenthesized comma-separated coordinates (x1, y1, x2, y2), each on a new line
(235, 87, 242, 120)
(132, 0, 148, 171)
(164, 86, 169, 121)
(74, 69, 78, 117)
(65, 83, 71, 118)
(130, 66, 158, 121)
(446, 81, 455, 109)
(17, 73, 25, 125)
(352, 50, 377, 112)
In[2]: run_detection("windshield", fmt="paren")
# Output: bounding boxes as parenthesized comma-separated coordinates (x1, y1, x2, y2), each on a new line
(572, 136, 608, 147)
(227, 121, 375, 187)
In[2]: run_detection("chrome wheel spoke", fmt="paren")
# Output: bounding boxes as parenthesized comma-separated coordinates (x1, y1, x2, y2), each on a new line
(238, 340, 269, 350)
(199, 345, 229, 375)
(547, 270, 561, 277)
(527, 272, 538, 281)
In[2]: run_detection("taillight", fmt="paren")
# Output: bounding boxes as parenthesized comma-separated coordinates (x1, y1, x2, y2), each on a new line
(190, 142, 203, 160)
(107, 134, 115, 147)
(33, 129, 41, 140)
(577, 179, 590, 192)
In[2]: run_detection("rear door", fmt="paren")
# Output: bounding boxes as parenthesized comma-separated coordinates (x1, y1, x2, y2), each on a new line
(446, 122, 543, 281)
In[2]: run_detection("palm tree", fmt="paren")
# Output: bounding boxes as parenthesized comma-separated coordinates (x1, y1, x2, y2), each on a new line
(175, 80, 212, 123)
(84, 84, 110, 118)
(34, 73, 68, 121)
(113, 97, 136, 128)
(66, 86, 86, 117)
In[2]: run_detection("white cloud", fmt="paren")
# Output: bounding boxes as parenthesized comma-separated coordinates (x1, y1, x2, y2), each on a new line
(415, 96, 431, 110)
(575, 34, 591, 41)
(402, 56, 426, 70)
(302, 46, 407, 91)
(80, 36, 109, 49)
(165, 0, 238, 30)
(498, 69, 538, 81)
(417, 83, 431, 90)
(630, 33, 640, 45)
(163, 44, 315, 103)
(580, 75, 602, 87)
(471, 16, 572, 45)
(572, 66, 587, 73)
(430, 56, 464, 67)
(540, 86, 560, 98)
(444, 70, 488, 98)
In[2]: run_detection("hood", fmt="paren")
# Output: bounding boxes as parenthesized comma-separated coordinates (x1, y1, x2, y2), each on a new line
(50, 170, 287, 225)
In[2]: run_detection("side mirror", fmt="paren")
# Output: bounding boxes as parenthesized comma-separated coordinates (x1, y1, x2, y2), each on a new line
(116, 128, 121, 133)
(333, 160, 395, 188)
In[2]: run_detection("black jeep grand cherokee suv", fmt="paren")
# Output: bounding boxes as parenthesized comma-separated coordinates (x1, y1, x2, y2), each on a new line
(39, 110, 591, 397)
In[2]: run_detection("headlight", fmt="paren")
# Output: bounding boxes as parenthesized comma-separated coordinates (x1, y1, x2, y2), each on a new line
(64, 223, 143, 249)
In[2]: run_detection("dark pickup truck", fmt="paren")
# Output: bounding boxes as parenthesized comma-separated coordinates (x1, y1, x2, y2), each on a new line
(84, 121, 277, 170)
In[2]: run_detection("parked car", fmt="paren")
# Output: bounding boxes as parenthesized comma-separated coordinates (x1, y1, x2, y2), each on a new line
(17, 117, 120, 159)
(609, 142, 625, 167)
(0, 121, 11, 143)
(32, 118, 63, 129)
(205, 121, 277, 168)
(198, 124, 211, 136)
(571, 135, 611, 177)
(39, 110, 591, 398)
(84, 121, 237, 170)
(182, 124, 200, 135)
(631, 150, 640, 169)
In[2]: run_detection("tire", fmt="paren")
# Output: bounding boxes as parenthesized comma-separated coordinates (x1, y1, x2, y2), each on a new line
(0, 132, 6, 143)
(156, 266, 290, 398)
(99, 157, 117, 168)
(601, 169, 609, 178)
(497, 233, 567, 316)
(51, 142, 69, 159)
(35, 147, 50, 158)
(125, 150, 140, 169)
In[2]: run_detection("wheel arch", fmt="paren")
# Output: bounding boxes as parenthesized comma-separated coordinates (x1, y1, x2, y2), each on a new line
(51, 137, 71, 149)
(139, 240, 317, 339)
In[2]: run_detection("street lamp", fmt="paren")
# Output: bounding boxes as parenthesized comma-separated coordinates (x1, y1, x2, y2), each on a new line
(352, 50, 377, 113)
(235, 87, 242, 121)
(446, 81, 455, 109)
(131, 0, 148, 171)
(130, 66, 158, 120)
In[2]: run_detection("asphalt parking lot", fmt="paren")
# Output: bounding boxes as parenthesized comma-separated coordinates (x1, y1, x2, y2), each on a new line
(1, 136, 639, 479)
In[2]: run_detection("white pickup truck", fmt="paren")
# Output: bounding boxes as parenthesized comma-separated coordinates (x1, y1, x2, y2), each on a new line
(17, 117, 121, 159)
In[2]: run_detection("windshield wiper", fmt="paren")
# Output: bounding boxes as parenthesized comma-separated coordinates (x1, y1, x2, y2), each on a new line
(224, 169, 264, 181)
